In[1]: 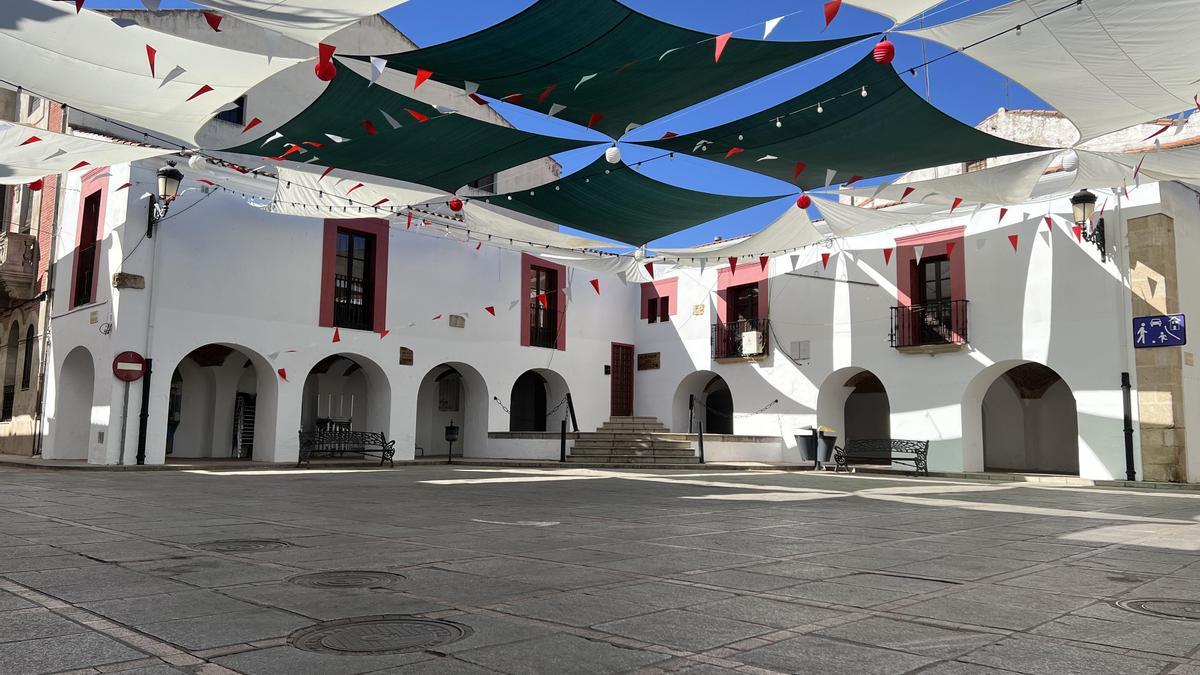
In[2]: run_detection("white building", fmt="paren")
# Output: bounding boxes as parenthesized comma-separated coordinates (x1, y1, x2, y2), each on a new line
(34, 16, 1200, 484)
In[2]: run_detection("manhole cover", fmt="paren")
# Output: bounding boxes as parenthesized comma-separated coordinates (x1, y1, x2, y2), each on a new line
(192, 539, 291, 553)
(1115, 599, 1200, 621)
(289, 615, 471, 655)
(287, 570, 406, 590)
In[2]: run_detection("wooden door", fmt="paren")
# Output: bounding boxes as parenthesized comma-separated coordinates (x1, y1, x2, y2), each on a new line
(610, 343, 634, 417)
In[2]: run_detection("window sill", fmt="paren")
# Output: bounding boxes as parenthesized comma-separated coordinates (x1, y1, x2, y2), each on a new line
(714, 354, 768, 364)
(896, 343, 967, 355)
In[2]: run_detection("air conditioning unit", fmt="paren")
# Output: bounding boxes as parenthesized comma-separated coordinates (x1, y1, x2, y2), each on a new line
(741, 331, 763, 355)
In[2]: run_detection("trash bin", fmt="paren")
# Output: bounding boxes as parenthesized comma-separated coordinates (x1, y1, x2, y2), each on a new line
(797, 428, 836, 468)
(816, 432, 836, 466)
(796, 432, 818, 462)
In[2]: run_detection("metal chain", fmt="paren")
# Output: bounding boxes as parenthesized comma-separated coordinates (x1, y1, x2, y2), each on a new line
(491, 396, 511, 415)
(544, 394, 569, 419)
(694, 397, 780, 419)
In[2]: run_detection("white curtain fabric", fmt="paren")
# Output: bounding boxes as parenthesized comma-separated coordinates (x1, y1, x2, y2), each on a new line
(811, 195, 934, 237)
(847, 0, 947, 25)
(906, 0, 1200, 143)
(0, 0, 303, 145)
(839, 152, 1058, 207)
(270, 166, 447, 218)
(655, 204, 823, 265)
(194, 1, 406, 47)
(0, 123, 170, 185)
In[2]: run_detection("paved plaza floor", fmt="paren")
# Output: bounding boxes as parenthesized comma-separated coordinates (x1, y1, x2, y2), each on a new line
(0, 465, 1198, 674)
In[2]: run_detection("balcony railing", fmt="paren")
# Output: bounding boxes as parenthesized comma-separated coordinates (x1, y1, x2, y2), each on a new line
(891, 299, 968, 349)
(712, 318, 770, 359)
(528, 302, 561, 349)
(333, 273, 373, 331)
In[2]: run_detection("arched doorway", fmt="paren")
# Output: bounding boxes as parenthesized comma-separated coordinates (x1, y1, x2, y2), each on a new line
(974, 362, 1079, 474)
(2, 322, 18, 421)
(300, 353, 391, 434)
(509, 369, 570, 432)
(817, 368, 890, 442)
(49, 346, 94, 460)
(165, 344, 274, 460)
(416, 363, 488, 457)
(672, 371, 733, 434)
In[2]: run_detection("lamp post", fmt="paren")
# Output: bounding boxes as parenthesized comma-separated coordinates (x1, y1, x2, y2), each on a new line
(146, 161, 184, 238)
(1071, 188, 1105, 262)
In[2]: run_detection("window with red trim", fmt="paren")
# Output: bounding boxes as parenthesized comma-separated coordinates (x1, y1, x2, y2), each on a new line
(71, 191, 101, 308)
(520, 253, 566, 350)
(320, 219, 388, 333)
(640, 278, 677, 324)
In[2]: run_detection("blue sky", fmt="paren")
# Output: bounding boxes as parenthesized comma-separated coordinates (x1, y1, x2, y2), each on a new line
(88, 0, 1048, 249)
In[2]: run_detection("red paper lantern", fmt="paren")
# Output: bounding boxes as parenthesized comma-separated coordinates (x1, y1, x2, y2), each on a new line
(28, 179, 43, 192)
(873, 39, 895, 65)
(448, 197, 463, 212)
(314, 60, 337, 82)
(796, 193, 812, 209)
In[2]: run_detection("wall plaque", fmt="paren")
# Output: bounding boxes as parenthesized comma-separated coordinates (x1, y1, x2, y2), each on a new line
(399, 347, 414, 366)
(637, 352, 660, 371)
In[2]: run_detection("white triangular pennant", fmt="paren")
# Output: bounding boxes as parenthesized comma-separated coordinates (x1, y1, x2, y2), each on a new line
(380, 110, 401, 129)
(698, 258, 707, 274)
(763, 16, 783, 39)
(263, 30, 278, 65)
(659, 47, 684, 61)
(369, 56, 387, 85)
(548, 103, 566, 117)
(913, 245, 924, 264)
(463, 81, 479, 95)
(159, 65, 186, 88)
(1039, 230, 1052, 246)
(42, 148, 67, 161)
(260, 132, 283, 147)
(975, 238, 987, 251)
(434, 105, 457, 115)
(790, 254, 801, 270)
(624, 122, 641, 134)
(1148, 277, 1159, 298)
(825, 169, 837, 188)
(756, 155, 778, 162)
(326, 134, 349, 143)
(574, 74, 597, 90)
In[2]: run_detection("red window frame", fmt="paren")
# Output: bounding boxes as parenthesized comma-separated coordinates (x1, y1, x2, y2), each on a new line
(520, 253, 566, 351)
(69, 168, 109, 309)
(640, 277, 678, 323)
(319, 218, 388, 333)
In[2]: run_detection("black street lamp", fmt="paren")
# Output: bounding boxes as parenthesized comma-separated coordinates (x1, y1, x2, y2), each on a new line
(147, 161, 184, 238)
(1071, 188, 1105, 262)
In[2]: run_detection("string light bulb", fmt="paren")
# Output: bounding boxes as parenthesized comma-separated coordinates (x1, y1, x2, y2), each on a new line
(817, 102, 824, 114)
(1015, 24, 1022, 35)
(861, 86, 868, 97)
(775, 118, 782, 128)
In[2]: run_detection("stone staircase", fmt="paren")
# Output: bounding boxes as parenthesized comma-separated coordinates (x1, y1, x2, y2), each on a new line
(567, 417, 699, 465)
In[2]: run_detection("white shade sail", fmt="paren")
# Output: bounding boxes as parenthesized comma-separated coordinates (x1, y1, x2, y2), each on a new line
(0, 123, 170, 185)
(655, 204, 823, 264)
(811, 195, 934, 237)
(270, 166, 447, 218)
(848, 0, 946, 25)
(906, 0, 1200, 143)
(461, 202, 613, 251)
(0, 0, 303, 146)
(840, 152, 1058, 207)
(194, 1, 407, 47)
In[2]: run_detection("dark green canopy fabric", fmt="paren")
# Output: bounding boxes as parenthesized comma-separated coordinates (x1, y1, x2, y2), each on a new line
(484, 159, 787, 246)
(640, 55, 1045, 189)
(222, 70, 594, 193)
(367, 0, 867, 138)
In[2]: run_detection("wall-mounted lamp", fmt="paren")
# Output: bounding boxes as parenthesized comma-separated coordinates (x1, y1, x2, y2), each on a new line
(1070, 188, 1105, 262)
(146, 161, 184, 238)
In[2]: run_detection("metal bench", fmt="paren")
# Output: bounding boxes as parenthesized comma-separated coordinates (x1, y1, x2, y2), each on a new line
(297, 430, 395, 468)
(833, 438, 929, 476)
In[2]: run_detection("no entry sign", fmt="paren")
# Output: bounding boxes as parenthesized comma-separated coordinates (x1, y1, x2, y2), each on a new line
(112, 351, 147, 382)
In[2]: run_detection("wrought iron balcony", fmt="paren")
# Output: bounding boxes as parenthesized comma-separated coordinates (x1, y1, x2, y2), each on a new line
(712, 318, 770, 359)
(528, 302, 561, 349)
(332, 273, 373, 331)
(891, 299, 969, 349)
(0, 232, 37, 303)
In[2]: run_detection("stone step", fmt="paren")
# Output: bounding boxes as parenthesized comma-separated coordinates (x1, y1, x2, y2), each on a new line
(573, 443, 694, 453)
(598, 423, 669, 430)
(567, 454, 699, 464)
(569, 447, 698, 457)
(606, 416, 662, 422)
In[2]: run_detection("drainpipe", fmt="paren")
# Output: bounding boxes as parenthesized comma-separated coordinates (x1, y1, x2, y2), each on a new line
(32, 103, 66, 456)
(1112, 191, 1137, 480)
(134, 159, 165, 464)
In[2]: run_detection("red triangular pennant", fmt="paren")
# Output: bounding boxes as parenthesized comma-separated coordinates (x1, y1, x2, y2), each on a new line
(538, 84, 558, 104)
(823, 0, 843, 28)
(318, 166, 335, 181)
(414, 68, 433, 89)
(195, 178, 214, 186)
(901, 186, 915, 202)
(792, 161, 807, 181)
(70, 161, 89, 171)
(946, 241, 956, 256)
(821, 252, 831, 269)
(714, 32, 732, 63)
(475, 242, 482, 251)
(950, 197, 963, 213)
(19, 136, 41, 147)
(1044, 216, 1054, 231)
(432, 314, 442, 321)
(202, 11, 222, 31)
(1071, 225, 1083, 242)
(347, 182, 364, 194)
(1008, 234, 1020, 251)
(469, 93, 488, 106)
(406, 211, 412, 229)
(332, 327, 341, 343)
(759, 256, 769, 271)
(728, 257, 738, 274)
(844, 175, 864, 186)
(537, 293, 548, 309)
(379, 328, 389, 338)
(303, 141, 324, 148)
(146, 45, 156, 78)
(883, 247, 893, 265)
(360, 119, 378, 136)
(74, 0, 84, 12)
(371, 198, 389, 208)
(586, 113, 605, 129)
(277, 368, 287, 381)
(318, 42, 336, 64)
(998, 207, 1008, 224)
(186, 85, 214, 101)
(724, 147, 744, 159)
(242, 117, 262, 134)
(485, 306, 496, 316)
(590, 278, 600, 294)
(644, 262, 654, 278)
(406, 109, 430, 122)
(500, 93, 524, 103)
(659, 131, 678, 140)
(115, 182, 132, 191)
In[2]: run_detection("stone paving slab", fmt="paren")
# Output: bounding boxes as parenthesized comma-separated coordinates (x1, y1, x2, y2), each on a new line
(0, 465, 1197, 674)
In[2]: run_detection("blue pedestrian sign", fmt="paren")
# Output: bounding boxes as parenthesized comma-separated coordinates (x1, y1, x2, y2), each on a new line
(1133, 314, 1186, 348)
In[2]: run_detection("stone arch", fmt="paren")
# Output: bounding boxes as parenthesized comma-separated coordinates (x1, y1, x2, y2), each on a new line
(164, 343, 278, 461)
(416, 362, 488, 457)
(49, 345, 95, 460)
(2, 321, 17, 420)
(817, 367, 890, 442)
(672, 370, 733, 434)
(300, 352, 392, 434)
(963, 360, 1079, 475)
(509, 368, 570, 432)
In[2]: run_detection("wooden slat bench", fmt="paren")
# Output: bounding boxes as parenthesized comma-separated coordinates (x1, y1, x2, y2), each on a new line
(297, 430, 395, 468)
(833, 438, 929, 476)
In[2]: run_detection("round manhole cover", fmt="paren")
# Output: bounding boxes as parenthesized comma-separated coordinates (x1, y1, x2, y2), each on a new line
(289, 616, 471, 655)
(1115, 599, 1200, 621)
(192, 539, 291, 553)
(287, 570, 406, 590)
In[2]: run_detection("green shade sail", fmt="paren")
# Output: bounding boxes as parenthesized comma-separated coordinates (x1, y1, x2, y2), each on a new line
(640, 55, 1045, 189)
(223, 69, 595, 193)
(366, 0, 868, 138)
(485, 158, 788, 246)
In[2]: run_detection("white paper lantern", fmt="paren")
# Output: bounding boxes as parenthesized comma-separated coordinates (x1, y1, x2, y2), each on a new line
(1060, 150, 1079, 173)
(187, 154, 207, 171)
(604, 146, 622, 164)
